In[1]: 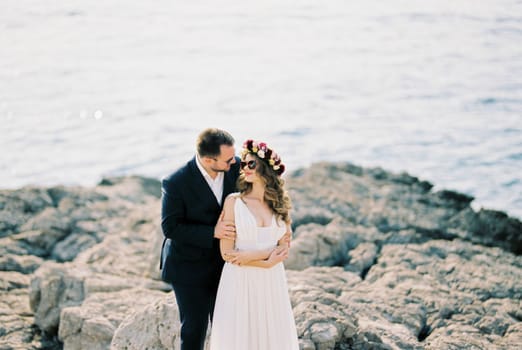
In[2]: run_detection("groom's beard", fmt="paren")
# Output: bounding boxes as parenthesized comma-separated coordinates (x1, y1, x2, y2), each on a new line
(210, 165, 230, 173)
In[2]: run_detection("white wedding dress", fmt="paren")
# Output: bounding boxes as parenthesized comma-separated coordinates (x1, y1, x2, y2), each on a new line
(210, 196, 299, 350)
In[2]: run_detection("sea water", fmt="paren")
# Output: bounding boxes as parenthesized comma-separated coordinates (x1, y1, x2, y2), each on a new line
(1, 0, 521, 218)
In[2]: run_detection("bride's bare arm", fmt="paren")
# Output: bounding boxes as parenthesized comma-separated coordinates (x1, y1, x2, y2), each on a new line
(227, 224, 291, 268)
(219, 196, 275, 262)
(219, 195, 238, 262)
(234, 246, 288, 268)
(224, 248, 274, 264)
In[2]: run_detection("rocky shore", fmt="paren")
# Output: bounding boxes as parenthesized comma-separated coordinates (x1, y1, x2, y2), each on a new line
(1, 162, 521, 350)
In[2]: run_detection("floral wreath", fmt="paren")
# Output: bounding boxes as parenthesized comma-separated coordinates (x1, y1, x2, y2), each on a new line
(241, 139, 285, 176)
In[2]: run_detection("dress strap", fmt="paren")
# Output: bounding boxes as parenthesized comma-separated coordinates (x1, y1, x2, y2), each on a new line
(234, 197, 258, 242)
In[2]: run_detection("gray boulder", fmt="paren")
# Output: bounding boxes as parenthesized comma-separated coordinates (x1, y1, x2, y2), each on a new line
(110, 293, 180, 350)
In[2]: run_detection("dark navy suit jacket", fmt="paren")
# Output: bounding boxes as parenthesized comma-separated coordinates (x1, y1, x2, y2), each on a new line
(160, 156, 240, 287)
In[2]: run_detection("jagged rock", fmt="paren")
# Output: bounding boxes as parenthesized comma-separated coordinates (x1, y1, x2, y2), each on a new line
(0, 271, 30, 293)
(0, 313, 56, 350)
(20, 207, 70, 237)
(285, 219, 358, 270)
(110, 293, 180, 350)
(287, 162, 521, 254)
(74, 219, 159, 278)
(0, 231, 47, 263)
(51, 232, 98, 262)
(29, 262, 88, 334)
(59, 288, 165, 350)
(291, 205, 335, 227)
(20, 207, 72, 249)
(0, 254, 43, 274)
(498, 322, 522, 349)
(345, 242, 378, 277)
(1, 165, 521, 349)
(447, 207, 522, 254)
(0, 188, 54, 239)
(342, 240, 522, 349)
(28, 260, 168, 338)
(288, 267, 361, 349)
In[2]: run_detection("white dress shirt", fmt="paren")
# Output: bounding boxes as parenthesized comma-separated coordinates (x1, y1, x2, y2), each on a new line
(196, 155, 224, 205)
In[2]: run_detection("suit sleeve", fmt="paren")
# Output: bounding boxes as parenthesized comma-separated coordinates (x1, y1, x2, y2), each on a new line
(161, 176, 214, 249)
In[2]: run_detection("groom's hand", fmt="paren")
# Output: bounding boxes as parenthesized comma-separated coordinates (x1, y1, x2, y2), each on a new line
(214, 210, 236, 240)
(282, 230, 292, 247)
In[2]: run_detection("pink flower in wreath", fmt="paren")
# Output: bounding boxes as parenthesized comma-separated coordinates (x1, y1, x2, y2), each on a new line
(241, 139, 285, 176)
(258, 142, 267, 151)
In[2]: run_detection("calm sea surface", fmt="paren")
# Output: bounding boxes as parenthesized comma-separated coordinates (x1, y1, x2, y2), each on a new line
(1, 0, 521, 218)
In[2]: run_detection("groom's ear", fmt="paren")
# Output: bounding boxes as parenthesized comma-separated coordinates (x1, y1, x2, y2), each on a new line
(201, 156, 213, 165)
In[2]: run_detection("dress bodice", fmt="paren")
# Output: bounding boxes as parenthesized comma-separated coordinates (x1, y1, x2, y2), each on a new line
(233, 195, 286, 251)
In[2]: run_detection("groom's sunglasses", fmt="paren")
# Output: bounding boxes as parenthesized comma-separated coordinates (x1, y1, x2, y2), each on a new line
(240, 160, 257, 170)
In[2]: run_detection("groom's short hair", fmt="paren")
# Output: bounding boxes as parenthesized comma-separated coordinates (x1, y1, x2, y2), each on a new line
(197, 128, 235, 158)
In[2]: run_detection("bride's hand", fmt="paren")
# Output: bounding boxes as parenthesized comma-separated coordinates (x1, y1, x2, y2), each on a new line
(226, 251, 254, 266)
(274, 245, 288, 254)
(267, 247, 288, 264)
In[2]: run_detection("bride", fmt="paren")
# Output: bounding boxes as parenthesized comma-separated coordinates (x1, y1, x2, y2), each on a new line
(209, 139, 299, 350)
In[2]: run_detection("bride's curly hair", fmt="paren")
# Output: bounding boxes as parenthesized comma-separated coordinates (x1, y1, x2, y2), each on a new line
(237, 153, 292, 225)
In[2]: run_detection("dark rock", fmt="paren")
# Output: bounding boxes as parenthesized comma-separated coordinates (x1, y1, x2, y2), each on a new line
(51, 233, 98, 262)
(0, 255, 43, 274)
(447, 208, 522, 254)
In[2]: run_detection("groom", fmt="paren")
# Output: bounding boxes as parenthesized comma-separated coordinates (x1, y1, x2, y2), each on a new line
(160, 128, 240, 350)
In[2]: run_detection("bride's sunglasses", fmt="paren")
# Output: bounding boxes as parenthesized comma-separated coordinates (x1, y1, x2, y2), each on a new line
(240, 160, 257, 170)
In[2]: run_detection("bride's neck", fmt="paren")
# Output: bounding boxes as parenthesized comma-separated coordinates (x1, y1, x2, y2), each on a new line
(246, 183, 265, 201)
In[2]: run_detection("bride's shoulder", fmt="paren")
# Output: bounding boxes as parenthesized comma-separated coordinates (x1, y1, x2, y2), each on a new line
(224, 192, 241, 205)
